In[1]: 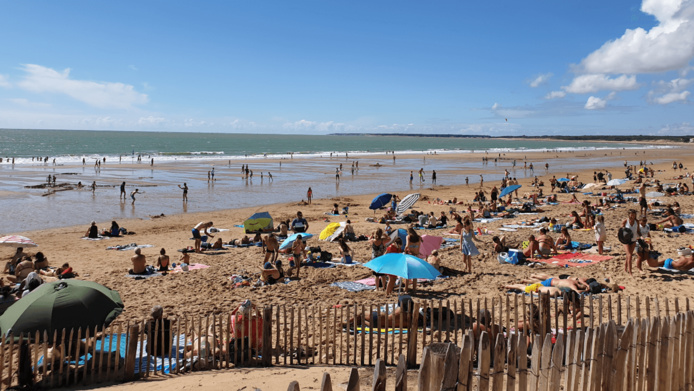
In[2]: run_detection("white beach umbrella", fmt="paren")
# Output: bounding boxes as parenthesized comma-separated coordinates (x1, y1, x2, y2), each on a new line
(396, 193, 420, 215)
(0, 235, 38, 247)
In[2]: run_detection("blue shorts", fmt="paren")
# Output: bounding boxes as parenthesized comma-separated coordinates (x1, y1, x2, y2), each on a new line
(192, 229, 201, 239)
(541, 278, 553, 287)
(664, 258, 674, 269)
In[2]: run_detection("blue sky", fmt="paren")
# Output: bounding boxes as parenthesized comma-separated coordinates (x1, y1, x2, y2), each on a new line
(0, 0, 692, 135)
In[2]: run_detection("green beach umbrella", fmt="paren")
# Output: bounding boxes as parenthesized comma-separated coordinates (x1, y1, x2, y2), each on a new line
(0, 280, 124, 340)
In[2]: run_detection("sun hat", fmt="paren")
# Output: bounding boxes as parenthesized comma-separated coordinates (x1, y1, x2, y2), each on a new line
(617, 227, 633, 245)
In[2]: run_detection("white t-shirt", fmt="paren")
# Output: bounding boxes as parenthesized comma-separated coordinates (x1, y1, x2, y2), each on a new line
(594, 222, 606, 241)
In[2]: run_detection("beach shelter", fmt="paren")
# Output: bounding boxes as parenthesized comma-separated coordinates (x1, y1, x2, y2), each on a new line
(387, 228, 408, 246)
(556, 177, 570, 182)
(243, 212, 273, 233)
(279, 233, 314, 251)
(0, 280, 123, 340)
(363, 253, 441, 280)
(0, 235, 37, 248)
(606, 178, 628, 186)
(369, 193, 393, 210)
(499, 185, 521, 199)
(395, 193, 420, 215)
(320, 222, 346, 242)
(419, 235, 443, 257)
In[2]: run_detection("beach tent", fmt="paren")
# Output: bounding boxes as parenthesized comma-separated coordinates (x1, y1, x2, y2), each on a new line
(369, 193, 393, 210)
(556, 177, 570, 182)
(243, 212, 273, 233)
(279, 233, 314, 251)
(395, 193, 420, 215)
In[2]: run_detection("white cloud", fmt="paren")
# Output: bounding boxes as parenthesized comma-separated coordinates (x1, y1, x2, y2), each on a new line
(655, 90, 691, 104)
(578, 0, 694, 74)
(491, 102, 534, 119)
(529, 73, 553, 87)
(0, 74, 9, 88)
(16, 64, 148, 109)
(649, 77, 693, 104)
(545, 91, 567, 99)
(585, 96, 607, 110)
(564, 74, 639, 94)
(282, 119, 350, 132)
(491, 102, 500, 110)
(138, 116, 167, 125)
(656, 122, 694, 135)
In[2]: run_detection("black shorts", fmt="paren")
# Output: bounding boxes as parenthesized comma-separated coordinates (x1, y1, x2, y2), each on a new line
(639, 198, 647, 208)
(192, 229, 201, 239)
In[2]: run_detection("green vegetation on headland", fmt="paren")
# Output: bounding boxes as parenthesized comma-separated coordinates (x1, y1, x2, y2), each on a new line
(330, 133, 693, 143)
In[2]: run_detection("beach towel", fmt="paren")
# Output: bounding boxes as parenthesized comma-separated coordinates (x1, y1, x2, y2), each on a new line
(346, 327, 411, 335)
(107, 243, 154, 251)
(38, 334, 188, 374)
(171, 263, 209, 273)
(304, 262, 336, 268)
(125, 271, 162, 279)
(326, 260, 362, 267)
(534, 253, 612, 268)
(656, 267, 694, 274)
(330, 281, 375, 292)
(354, 277, 377, 286)
(233, 224, 244, 228)
(83, 236, 109, 241)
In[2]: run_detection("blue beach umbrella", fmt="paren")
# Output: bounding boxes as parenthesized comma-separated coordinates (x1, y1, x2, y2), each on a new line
(369, 193, 393, 210)
(279, 233, 314, 250)
(387, 228, 408, 246)
(556, 178, 570, 182)
(243, 212, 273, 233)
(499, 185, 521, 198)
(363, 253, 441, 280)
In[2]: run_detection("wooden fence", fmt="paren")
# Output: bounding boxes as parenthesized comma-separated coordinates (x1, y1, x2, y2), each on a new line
(0, 294, 691, 389)
(285, 310, 694, 390)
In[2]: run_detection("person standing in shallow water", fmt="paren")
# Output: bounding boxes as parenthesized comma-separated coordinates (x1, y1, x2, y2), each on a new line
(178, 183, 188, 202)
(307, 187, 313, 204)
(120, 182, 126, 200)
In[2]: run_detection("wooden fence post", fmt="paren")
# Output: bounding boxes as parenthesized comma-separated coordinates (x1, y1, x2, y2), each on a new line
(540, 293, 551, 338)
(406, 302, 420, 368)
(346, 367, 360, 391)
(124, 324, 139, 381)
(262, 306, 272, 367)
(418, 347, 431, 391)
(478, 332, 491, 391)
(395, 354, 407, 391)
(373, 358, 386, 391)
(321, 372, 333, 391)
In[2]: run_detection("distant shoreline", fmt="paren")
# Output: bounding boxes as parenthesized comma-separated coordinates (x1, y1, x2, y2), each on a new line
(329, 133, 692, 143)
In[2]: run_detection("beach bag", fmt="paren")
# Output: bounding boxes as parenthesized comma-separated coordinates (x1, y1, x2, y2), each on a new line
(308, 246, 322, 254)
(507, 250, 524, 265)
(617, 227, 633, 244)
(230, 301, 263, 348)
(320, 251, 333, 262)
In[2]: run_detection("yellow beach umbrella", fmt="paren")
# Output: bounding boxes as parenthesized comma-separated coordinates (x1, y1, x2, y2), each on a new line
(320, 222, 345, 241)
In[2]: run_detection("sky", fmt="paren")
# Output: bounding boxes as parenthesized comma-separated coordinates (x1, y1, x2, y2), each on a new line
(0, 0, 692, 136)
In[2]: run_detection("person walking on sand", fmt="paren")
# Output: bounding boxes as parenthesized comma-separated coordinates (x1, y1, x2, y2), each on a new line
(307, 187, 313, 205)
(130, 189, 141, 204)
(460, 219, 481, 273)
(120, 182, 126, 201)
(621, 209, 641, 275)
(192, 221, 215, 253)
(178, 183, 188, 202)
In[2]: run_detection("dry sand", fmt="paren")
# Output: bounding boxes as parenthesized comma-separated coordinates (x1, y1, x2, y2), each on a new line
(5, 143, 694, 390)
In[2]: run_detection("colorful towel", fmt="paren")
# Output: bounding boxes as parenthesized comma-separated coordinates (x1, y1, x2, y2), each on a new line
(534, 253, 612, 268)
(107, 243, 153, 251)
(354, 277, 377, 286)
(304, 262, 336, 268)
(125, 272, 162, 279)
(346, 327, 411, 335)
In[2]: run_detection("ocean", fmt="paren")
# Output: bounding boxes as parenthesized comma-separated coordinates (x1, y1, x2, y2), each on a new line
(0, 129, 649, 164)
(0, 129, 669, 233)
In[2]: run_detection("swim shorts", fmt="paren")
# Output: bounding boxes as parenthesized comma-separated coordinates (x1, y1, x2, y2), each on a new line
(664, 258, 674, 270)
(525, 283, 542, 293)
(192, 229, 201, 239)
(540, 278, 553, 287)
(539, 247, 551, 255)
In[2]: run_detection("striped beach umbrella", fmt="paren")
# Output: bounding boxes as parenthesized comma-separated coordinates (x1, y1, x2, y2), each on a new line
(0, 235, 37, 247)
(395, 193, 420, 215)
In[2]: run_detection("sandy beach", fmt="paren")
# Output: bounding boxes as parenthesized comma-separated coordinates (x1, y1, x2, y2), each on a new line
(3, 142, 694, 389)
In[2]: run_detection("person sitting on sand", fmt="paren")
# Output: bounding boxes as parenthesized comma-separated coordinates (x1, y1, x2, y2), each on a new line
(555, 227, 572, 250)
(86, 221, 99, 239)
(331, 203, 339, 214)
(427, 249, 442, 272)
(656, 208, 683, 229)
(568, 211, 584, 229)
(39, 262, 76, 279)
(156, 248, 170, 272)
(343, 220, 356, 241)
(384, 222, 393, 235)
(179, 251, 190, 265)
(346, 295, 413, 329)
(192, 221, 215, 253)
(260, 260, 284, 285)
(492, 236, 509, 254)
(291, 211, 309, 233)
(448, 216, 463, 235)
(6, 256, 35, 283)
(536, 228, 558, 257)
(33, 251, 49, 271)
(129, 248, 148, 275)
(523, 235, 542, 259)
(210, 238, 224, 249)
